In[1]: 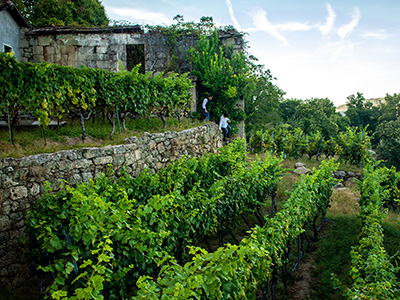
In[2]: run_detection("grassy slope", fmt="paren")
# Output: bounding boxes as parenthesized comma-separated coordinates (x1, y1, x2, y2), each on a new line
(0, 117, 205, 159)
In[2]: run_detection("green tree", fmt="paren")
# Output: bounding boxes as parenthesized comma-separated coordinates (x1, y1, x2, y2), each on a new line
(281, 98, 346, 138)
(378, 93, 400, 123)
(189, 29, 250, 122)
(372, 93, 400, 168)
(374, 119, 400, 169)
(279, 98, 302, 124)
(14, 0, 109, 28)
(147, 15, 216, 74)
(345, 92, 380, 132)
(245, 58, 285, 133)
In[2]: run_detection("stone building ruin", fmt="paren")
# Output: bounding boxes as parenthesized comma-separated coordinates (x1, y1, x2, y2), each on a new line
(19, 25, 246, 118)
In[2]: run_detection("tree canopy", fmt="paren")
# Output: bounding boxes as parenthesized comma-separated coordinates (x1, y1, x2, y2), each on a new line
(345, 92, 380, 132)
(244, 60, 285, 133)
(278, 98, 349, 138)
(13, 0, 109, 28)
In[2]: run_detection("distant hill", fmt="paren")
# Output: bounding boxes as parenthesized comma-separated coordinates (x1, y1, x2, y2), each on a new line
(336, 97, 385, 114)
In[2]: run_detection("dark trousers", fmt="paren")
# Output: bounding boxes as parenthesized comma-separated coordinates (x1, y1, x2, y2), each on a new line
(222, 124, 231, 139)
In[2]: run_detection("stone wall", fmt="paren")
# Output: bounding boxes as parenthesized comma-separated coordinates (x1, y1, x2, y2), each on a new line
(20, 27, 245, 75)
(20, 26, 144, 72)
(0, 123, 223, 299)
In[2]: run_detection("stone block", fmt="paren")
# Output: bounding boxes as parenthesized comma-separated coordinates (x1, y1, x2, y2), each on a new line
(38, 36, 51, 46)
(15, 168, 29, 181)
(294, 166, 312, 175)
(1, 200, 11, 215)
(82, 172, 93, 182)
(294, 162, 306, 169)
(83, 148, 105, 159)
(32, 54, 43, 63)
(44, 54, 55, 63)
(68, 173, 83, 186)
(55, 51, 62, 61)
(104, 145, 114, 155)
(56, 160, 73, 172)
(72, 159, 91, 169)
(135, 150, 142, 160)
(157, 143, 166, 154)
(0, 186, 10, 202)
(65, 45, 76, 54)
(61, 54, 69, 65)
(20, 39, 29, 48)
(80, 36, 102, 47)
(43, 46, 55, 56)
(125, 143, 139, 151)
(124, 153, 136, 166)
(29, 37, 38, 46)
(9, 187, 27, 200)
(19, 199, 30, 210)
(113, 145, 127, 155)
(66, 54, 76, 66)
(113, 155, 125, 166)
(149, 142, 157, 150)
(0, 216, 11, 231)
(93, 156, 113, 166)
(96, 45, 108, 54)
(96, 60, 112, 69)
(10, 212, 24, 222)
(33, 45, 43, 56)
(30, 183, 40, 196)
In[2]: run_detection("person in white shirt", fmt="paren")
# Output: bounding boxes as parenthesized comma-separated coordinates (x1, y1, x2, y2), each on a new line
(201, 95, 213, 121)
(219, 112, 231, 141)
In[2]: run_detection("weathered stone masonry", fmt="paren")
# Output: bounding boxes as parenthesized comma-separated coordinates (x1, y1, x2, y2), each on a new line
(0, 123, 223, 298)
(18, 26, 247, 138)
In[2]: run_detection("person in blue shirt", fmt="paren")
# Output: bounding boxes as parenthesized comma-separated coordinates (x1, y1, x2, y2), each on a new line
(201, 95, 213, 121)
(219, 112, 231, 141)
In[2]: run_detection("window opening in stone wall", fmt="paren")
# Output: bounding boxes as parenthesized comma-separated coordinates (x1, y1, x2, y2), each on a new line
(126, 44, 145, 73)
(4, 44, 12, 53)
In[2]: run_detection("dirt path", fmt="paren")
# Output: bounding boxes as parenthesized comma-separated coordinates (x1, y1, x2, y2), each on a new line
(289, 251, 316, 299)
(288, 185, 359, 299)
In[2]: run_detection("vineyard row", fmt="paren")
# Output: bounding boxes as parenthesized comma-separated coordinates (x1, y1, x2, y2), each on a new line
(249, 126, 371, 165)
(334, 161, 400, 299)
(0, 52, 192, 140)
(27, 139, 339, 299)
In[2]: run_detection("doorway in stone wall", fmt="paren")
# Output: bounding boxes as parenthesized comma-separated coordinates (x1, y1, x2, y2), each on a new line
(126, 44, 145, 73)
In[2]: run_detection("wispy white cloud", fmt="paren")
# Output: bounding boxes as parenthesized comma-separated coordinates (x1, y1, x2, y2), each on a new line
(320, 40, 356, 60)
(275, 22, 313, 31)
(225, 0, 242, 31)
(361, 30, 388, 40)
(337, 7, 361, 39)
(226, 1, 314, 46)
(107, 7, 172, 25)
(319, 3, 336, 36)
(247, 10, 290, 46)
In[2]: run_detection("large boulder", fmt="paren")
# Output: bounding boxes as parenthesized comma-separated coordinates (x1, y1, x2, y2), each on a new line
(294, 166, 312, 175)
(294, 162, 306, 169)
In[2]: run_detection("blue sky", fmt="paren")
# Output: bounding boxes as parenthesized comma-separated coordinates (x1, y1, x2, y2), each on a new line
(102, 0, 400, 106)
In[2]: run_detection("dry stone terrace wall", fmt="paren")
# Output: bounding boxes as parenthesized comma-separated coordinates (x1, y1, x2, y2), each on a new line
(0, 123, 223, 298)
